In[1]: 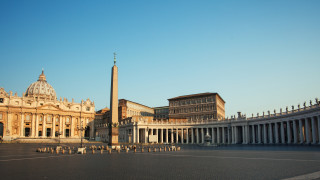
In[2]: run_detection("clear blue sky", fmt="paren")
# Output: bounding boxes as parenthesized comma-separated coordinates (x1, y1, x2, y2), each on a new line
(1, 0, 319, 117)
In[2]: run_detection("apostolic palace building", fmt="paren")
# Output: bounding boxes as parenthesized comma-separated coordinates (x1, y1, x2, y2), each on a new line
(1, 57, 320, 147)
(0, 70, 95, 142)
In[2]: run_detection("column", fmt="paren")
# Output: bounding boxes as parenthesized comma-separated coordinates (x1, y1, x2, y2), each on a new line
(252, 125, 256, 144)
(311, 117, 317, 144)
(42, 115, 46, 137)
(293, 120, 298, 144)
(161, 128, 164, 143)
(35, 114, 39, 137)
(186, 128, 189, 144)
(305, 118, 311, 144)
(201, 128, 204, 143)
(133, 126, 136, 143)
(166, 128, 168, 143)
(231, 126, 234, 144)
(242, 126, 245, 144)
(20, 113, 24, 137)
(234, 127, 238, 144)
(196, 128, 199, 144)
(31, 114, 35, 137)
(171, 128, 174, 143)
(269, 123, 273, 144)
(181, 128, 184, 144)
(191, 128, 194, 144)
(61, 116, 65, 138)
(137, 126, 140, 143)
(70, 117, 74, 137)
(222, 127, 225, 144)
(156, 128, 158, 143)
(176, 128, 179, 143)
(52, 116, 55, 138)
(145, 128, 148, 143)
(274, 123, 279, 144)
(258, 124, 261, 144)
(299, 119, 304, 143)
(217, 127, 220, 144)
(227, 127, 231, 144)
(212, 128, 215, 144)
(246, 125, 250, 144)
(280, 122, 285, 144)
(287, 121, 292, 144)
(263, 124, 267, 144)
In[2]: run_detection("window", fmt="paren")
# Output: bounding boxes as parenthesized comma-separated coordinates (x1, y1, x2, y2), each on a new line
(47, 116, 52, 123)
(26, 115, 30, 121)
(56, 118, 59, 123)
(86, 107, 90, 111)
(0, 98, 3, 103)
(66, 118, 70, 123)
(40, 116, 43, 122)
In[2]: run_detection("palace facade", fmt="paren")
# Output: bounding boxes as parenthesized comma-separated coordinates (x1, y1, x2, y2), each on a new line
(0, 71, 95, 142)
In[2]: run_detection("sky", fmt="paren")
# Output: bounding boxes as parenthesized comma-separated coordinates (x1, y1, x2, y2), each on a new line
(0, 0, 319, 117)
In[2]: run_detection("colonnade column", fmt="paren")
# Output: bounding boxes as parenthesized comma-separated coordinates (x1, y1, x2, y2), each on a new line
(196, 128, 199, 144)
(274, 123, 279, 143)
(156, 128, 158, 143)
(252, 125, 256, 144)
(311, 117, 317, 144)
(305, 118, 311, 144)
(161, 128, 163, 143)
(234, 126, 239, 144)
(212, 128, 215, 144)
(191, 128, 194, 144)
(171, 128, 174, 143)
(166, 128, 168, 144)
(227, 127, 231, 144)
(318, 115, 320, 145)
(201, 128, 205, 143)
(280, 122, 285, 143)
(287, 121, 292, 144)
(222, 127, 225, 144)
(217, 127, 220, 144)
(137, 126, 139, 143)
(299, 119, 303, 143)
(231, 126, 234, 144)
(242, 126, 245, 144)
(293, 120, 298, 144)
(246, 126, 250, 144)
(186, 128, 189, 144)
(35, 114, 39, 137)
(269, 123, 273, 144)
(176, 128, 179, 143)
(181, 128, 184, 144)
(257, 124, 261, 144)
(263, 124, 267, 144)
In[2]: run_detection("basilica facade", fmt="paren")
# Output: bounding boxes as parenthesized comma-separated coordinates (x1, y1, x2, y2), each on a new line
(0, 70, 95, 142)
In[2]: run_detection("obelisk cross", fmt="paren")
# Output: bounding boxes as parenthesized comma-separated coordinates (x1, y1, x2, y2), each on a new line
(113, 52, 117, 65)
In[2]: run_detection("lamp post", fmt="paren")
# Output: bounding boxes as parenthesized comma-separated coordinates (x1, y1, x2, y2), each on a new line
(77, 121, 85, 148)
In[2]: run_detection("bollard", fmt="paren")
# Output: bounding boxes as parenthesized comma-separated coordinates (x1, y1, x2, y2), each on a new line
(92, 149, 95, 154)
(141, 148, 144, 153)
(117, 149, 120, 154)
(159, 148, 162, 152)
(126, 149, 129, 153)
(134, 149, 136, 153)
(164, 147, 166, 152)
(69, 149, 72, 154)
(51, 149, 54, 154)
(153, 148, 156, 152)
(102, 146, 105, 150)
(62, 149, 65, 154)
(108, 149, 112, 154)
(100, 149, 103, 154)
(148, 148, 151, 152)
(168, 148, 171, 151)
(177, 147, 180, 151)
(56, 149, 59, 154)
(83, 149, 86, 154)
(174, 147, 176, 151)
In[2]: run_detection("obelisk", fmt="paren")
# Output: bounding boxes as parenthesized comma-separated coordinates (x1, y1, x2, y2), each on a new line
(109, 52, 119, 148)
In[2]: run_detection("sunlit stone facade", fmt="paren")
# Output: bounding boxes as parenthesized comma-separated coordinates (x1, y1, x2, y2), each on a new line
(0, 71, 95, 141)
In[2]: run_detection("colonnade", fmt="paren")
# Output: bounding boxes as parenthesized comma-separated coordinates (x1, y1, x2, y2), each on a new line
(120, 115, 320, 145)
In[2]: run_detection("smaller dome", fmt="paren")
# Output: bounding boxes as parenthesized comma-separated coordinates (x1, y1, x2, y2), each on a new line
(25, 70, 56, 100)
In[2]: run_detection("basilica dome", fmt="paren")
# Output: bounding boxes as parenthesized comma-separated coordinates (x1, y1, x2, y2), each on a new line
(25, 70, 57, 100)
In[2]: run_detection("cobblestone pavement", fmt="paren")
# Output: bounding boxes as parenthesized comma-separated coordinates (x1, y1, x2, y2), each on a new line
(1, 143, 320, 180)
